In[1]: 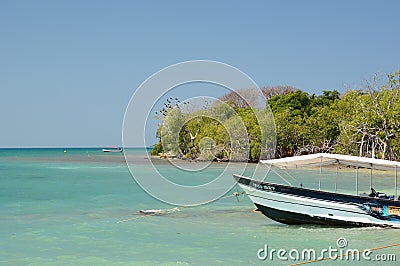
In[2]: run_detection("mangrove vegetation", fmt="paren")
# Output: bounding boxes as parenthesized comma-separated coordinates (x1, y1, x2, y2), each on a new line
(151, 70, 400, 161)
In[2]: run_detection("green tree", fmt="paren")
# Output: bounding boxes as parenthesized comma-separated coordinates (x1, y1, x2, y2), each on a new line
(151, 71, 400, 161)
(334, 70, 400, 160)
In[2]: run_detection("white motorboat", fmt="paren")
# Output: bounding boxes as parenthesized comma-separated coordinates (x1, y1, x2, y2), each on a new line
(102, 146, 123, 152)
(234, 153, 400, 227)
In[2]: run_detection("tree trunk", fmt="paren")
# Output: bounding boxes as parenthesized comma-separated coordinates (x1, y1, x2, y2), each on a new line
(382, 140, 387, 160)
(359, 134, 365, 157)
(371, 140, 376, 158)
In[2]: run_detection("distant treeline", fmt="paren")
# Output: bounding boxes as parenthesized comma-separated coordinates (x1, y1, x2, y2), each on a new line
(151, 70, 400, 161)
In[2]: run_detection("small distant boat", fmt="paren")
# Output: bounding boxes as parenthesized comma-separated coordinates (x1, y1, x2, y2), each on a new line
(102, 146, 123, 152)
(234, 153, 400, 228)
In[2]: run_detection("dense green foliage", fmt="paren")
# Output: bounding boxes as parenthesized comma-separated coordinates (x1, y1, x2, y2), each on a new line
(271, 89, 340, 157)
(151, 70, 400, 161)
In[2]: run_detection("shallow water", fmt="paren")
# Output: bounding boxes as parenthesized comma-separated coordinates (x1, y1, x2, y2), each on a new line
(1, 148, 399, 265)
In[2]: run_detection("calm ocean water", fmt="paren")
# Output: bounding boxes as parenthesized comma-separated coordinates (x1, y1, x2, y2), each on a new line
(1, 148, 399, 265)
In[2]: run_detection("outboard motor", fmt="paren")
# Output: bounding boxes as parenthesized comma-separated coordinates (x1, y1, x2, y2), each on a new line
(369, 188, 377, 197)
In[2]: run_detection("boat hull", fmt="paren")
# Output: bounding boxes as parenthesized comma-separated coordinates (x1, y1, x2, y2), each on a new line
(254, 204, 377, 227)
(102, 149, 122, 152)
(234, 174, 400, 228)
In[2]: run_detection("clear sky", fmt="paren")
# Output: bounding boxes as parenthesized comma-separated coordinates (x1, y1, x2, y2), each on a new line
(1, 0, 399, 147)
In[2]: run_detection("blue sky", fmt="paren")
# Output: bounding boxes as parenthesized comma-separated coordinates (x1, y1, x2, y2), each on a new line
(1, 0, 399, 147)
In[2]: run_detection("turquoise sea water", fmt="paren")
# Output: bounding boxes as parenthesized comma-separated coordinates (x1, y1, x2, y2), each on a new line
(1, 148, 400, 265)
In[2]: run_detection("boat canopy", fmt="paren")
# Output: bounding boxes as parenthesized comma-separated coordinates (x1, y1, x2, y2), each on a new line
(261, 153, 400, 171)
